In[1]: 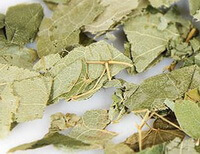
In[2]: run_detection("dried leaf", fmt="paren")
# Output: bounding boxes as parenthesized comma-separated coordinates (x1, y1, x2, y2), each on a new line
(5, 3, 44, 45)
(125, 117, 185, 152)
(0, 63, 52, 137)
(49, 112, 80, 132)
(34, 41, 132, 103)
(0, 14, 5, 29)
(37, 0, 104, 57)
(109, 80, 138, 121)
(9, 133, 92, 152)
(124, 9, 180, 73)
(188, 0, 200, 16)
(0, 85, 19, 138)
(165, 138, 199, 154)
(85, 0, 139, 35)
(104, 143, 134, 154)
(149, 0, 178, 8)
(174, 100, 200, 139)
(0, 41, 37, 69)
(9, 109, 117, 152)
(125, 65, 200, 111)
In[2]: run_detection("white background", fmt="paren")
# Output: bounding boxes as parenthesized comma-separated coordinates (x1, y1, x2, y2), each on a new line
(0, 0, 188, 154)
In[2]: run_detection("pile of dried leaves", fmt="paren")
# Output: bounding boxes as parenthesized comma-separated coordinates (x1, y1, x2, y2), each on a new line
(0, 0, 200, 153)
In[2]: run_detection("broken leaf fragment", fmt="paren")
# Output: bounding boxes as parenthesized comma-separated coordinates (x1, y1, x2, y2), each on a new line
(148, 0, 178, 8)
(124, 8, 180, 73)
(165, 138, 199, 154)
(9, 109, 117, 152)
(0, 41, 37, 68)
(5, 3, 44, 45)
(37, 0, 104, 57)
(124, 65, 200, 111)
(0, 64, 52, 138)
(174, 100, 200, 139)
(34, 41, 132, 103)
(85, 0, 139, 35)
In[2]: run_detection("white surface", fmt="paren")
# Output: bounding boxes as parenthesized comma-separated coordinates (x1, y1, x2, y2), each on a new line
(0, 0, 186, 154)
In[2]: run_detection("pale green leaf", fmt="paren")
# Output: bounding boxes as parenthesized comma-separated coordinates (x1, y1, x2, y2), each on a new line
(125, 65, 197, 111)
(85, 0, 139, 34)
(5, 3, 44, 45)
(34, 41, 132, 103)
(37, 0, 104, 57)
(149, 0, 178, 8)
(188, 0, 200, 15)
(49, 112, 80, 132)
(9, 109, 117, 152)
(138, 144, 164, 154)
(124, 10, 180, 73)
(165, 138, 199, 154)
(104, 143, 134, 154)
(0, 85, 19, 138)
(174, 100, 200, 139)
(0, 63, 52, 137)
(0, 41, 37, 69)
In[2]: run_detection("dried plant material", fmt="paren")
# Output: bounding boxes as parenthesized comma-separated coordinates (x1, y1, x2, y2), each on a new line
(174, 100, 200, 139)
(104, 143, 134, 154)
(49, 113, 80, 132)
(0, 41, 37, 69)
(165, 138, 199, 154)
(124, 9, 180, 73)
(0, 85, 19, 138)
(37, 0, 104, 57)
(188, 0, 200, 16)
(0, 63, 52, 137)
(85, 0, 139, 35)
(0, 14, 5, 29)
(125, 116, 184, 152)
(34, 41, 132, 103)
(9, 110, 117, 152)
(124, 65, 200, 111)
(5, 3, 44, 45)
(109, 80, 138, 121)
(149, 0, 178, 8)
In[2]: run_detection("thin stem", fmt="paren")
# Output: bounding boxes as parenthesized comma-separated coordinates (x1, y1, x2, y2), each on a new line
(71, 68, 106, 100)
(105, 62, 111, 81)
(186, 28, 197, 43)
(108, 60, 133, 67)
(86, 60, 133, 67)
(153, 112, 182, 131)
(86, 61, 105, 64)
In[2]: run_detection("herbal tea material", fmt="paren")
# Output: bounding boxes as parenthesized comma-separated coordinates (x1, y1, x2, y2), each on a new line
(5, 3, 44, 45)
(1, 0, 200, 154)
(9, 110, 117, 152)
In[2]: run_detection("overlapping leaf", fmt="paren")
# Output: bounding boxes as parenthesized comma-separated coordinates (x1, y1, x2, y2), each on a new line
(85, 0, 139, 35)
(124, 9, 180, 73)
(124, 117, 185, 152)
(5, 3, 44, 45)
(0, 64, 52, 138)
(9, 109, 117, 152)
(165, 138, 199, 154)
(34, 41, 132, 103)
(174, 100, 200, 139)
(37, 0, 104, 57)
(149, 0, 178, 8)
(109, 65, 200, 112)
(0, 41, 37, 69)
